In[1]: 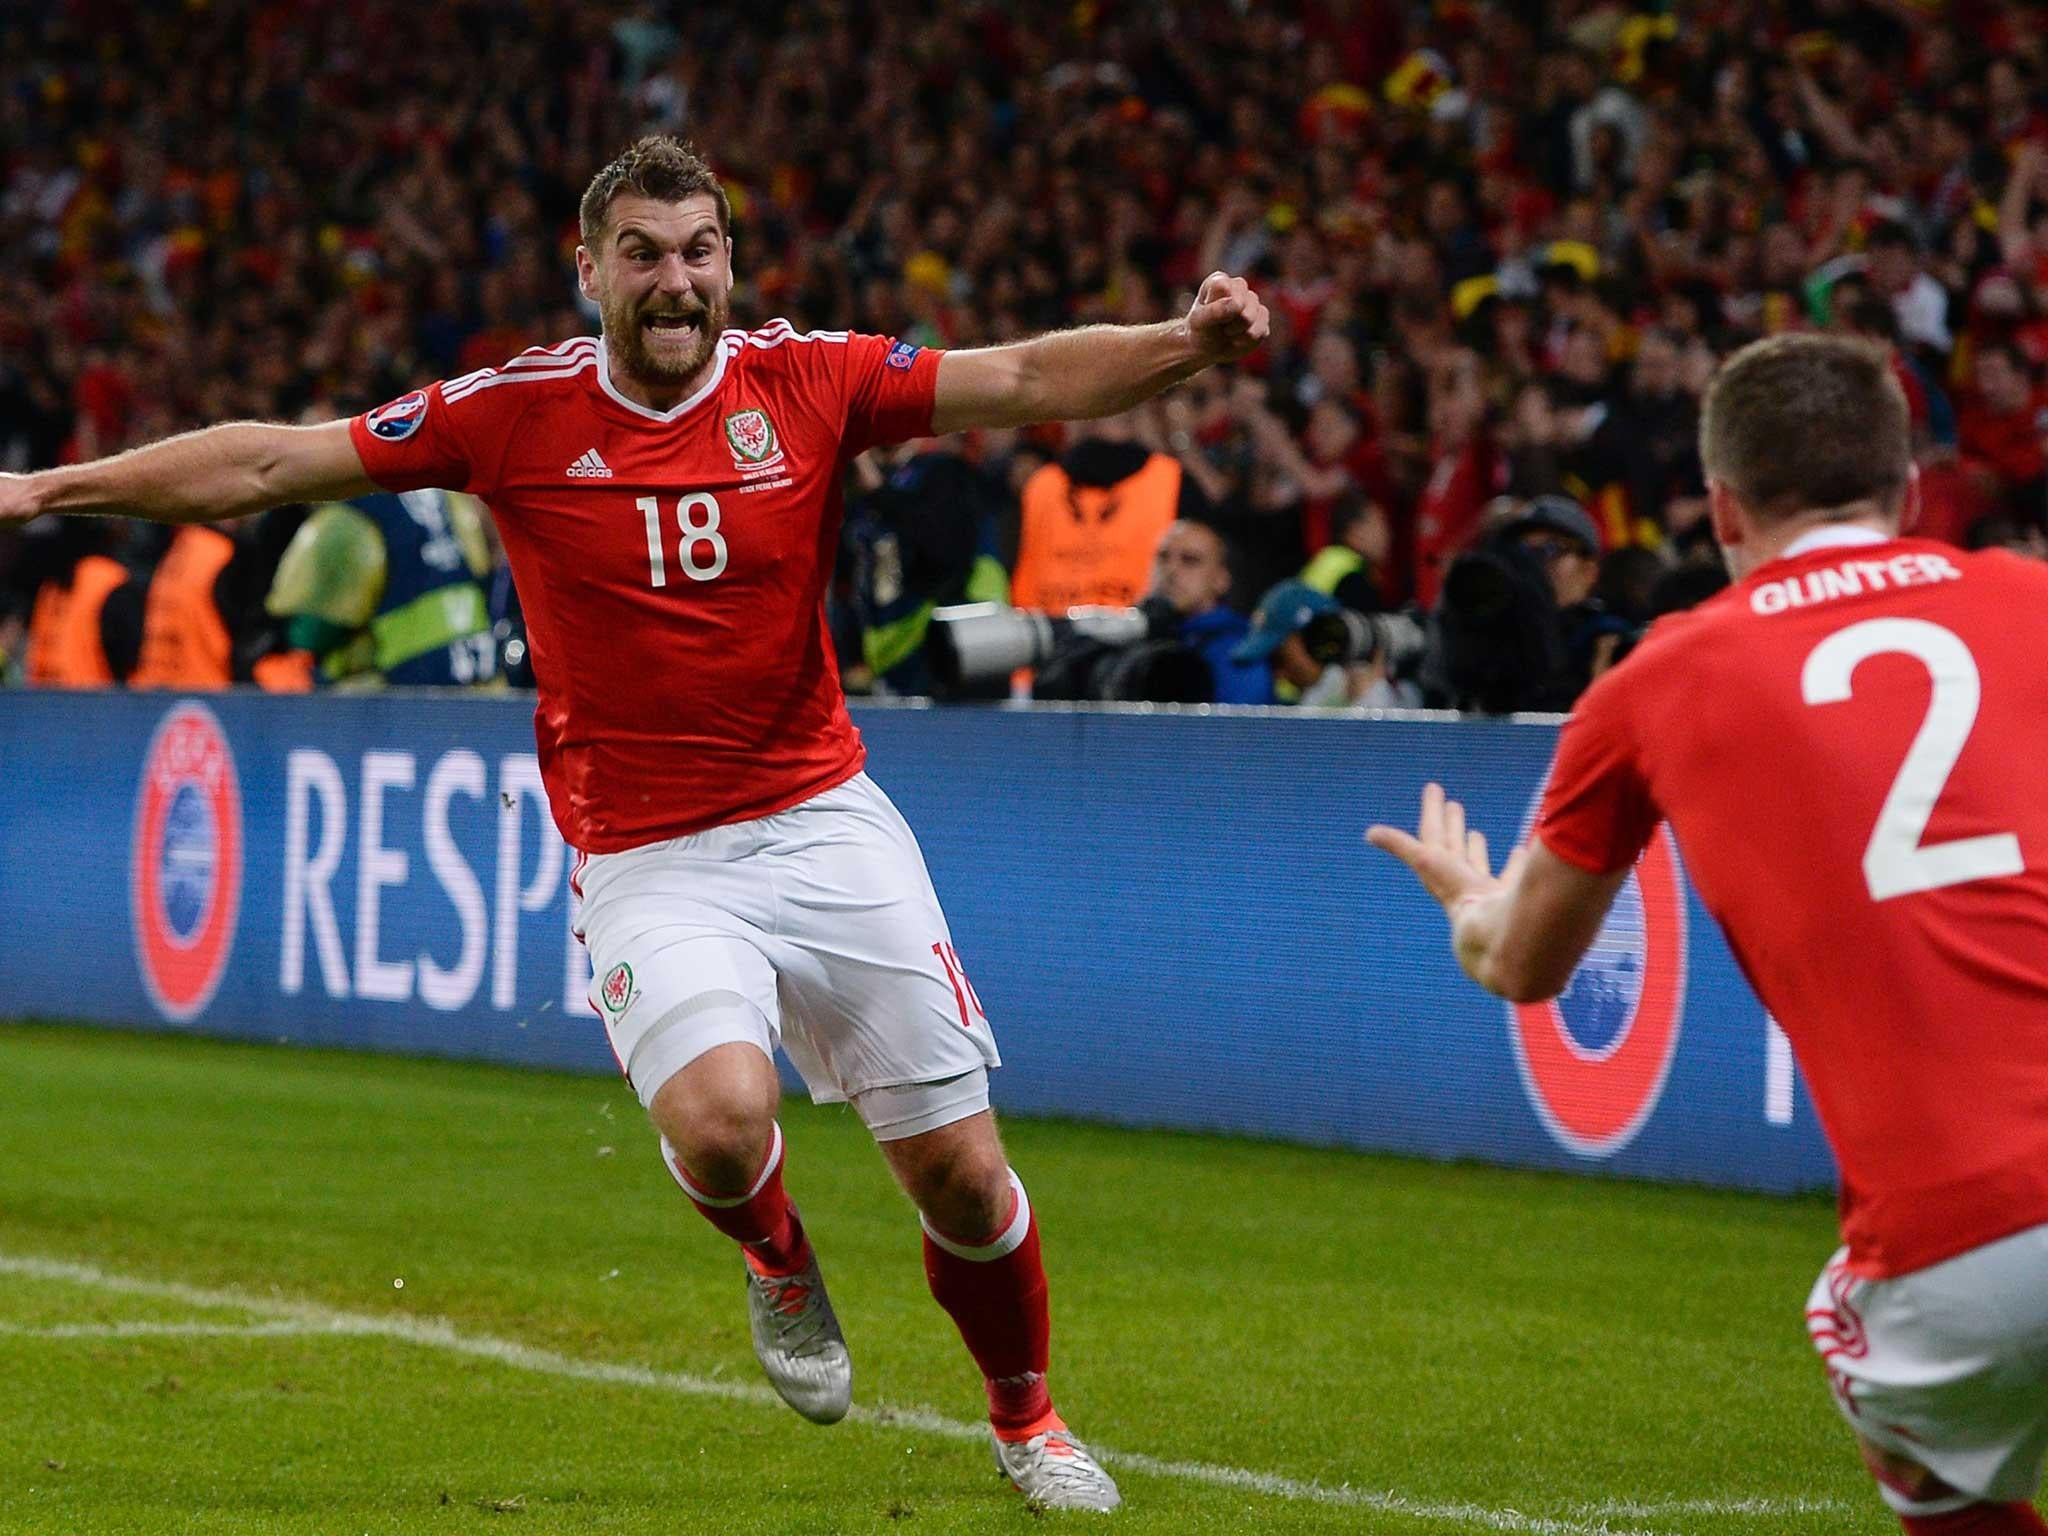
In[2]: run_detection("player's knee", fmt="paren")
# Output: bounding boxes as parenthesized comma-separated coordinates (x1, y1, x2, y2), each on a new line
(908, 1140, 1013, 1243)
(658, 1096, 774, 1195)
(647, 1042, 779, 1194)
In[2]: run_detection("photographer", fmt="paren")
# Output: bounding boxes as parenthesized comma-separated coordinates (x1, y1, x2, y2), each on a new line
(841, 436, 1013, 697)
(1031, 520, 1265, 704)
(1232, 579, 1424, 708)
(925, 519, 1274, 706)
(1142, 520, 1272, 704)
(1500, 495, 1642, 695)
(1424, 495, 1637, 714)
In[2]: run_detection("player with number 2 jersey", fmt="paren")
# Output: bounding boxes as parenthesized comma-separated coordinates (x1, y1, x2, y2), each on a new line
(1371, 335, 2048, 1536)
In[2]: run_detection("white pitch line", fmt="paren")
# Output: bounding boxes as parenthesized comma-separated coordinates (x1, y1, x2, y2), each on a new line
(0, 1319, 321, 1340)
(0, 1251, 1846, 1534)
(1579, 1498, 1851, 1519)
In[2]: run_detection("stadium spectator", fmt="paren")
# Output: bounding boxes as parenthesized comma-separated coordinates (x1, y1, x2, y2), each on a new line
(1865, 221, 1955, 356)
(1299, 491, 1393, 616)
(1957, 341, 2048, 514)
(8, 0, 2048, 699)
(1609, 327, 1706, 540)
(1413, 349, 1505, 609)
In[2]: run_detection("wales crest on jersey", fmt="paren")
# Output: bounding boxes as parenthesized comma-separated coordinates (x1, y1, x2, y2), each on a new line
(724, 408, 781, 468)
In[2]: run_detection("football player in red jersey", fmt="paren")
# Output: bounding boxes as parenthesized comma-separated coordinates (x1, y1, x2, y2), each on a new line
(0, 137, 1269, 1512)
(1370, 334, 2048, 1536)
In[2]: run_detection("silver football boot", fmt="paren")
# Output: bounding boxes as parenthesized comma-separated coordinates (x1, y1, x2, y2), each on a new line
(743, 1251, 852, 1424)
(992, 1424, 1122, 1512)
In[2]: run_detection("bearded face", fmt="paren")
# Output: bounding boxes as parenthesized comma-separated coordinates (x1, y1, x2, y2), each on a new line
(601, 281, 729, 389)
(580, 192, 734, 401)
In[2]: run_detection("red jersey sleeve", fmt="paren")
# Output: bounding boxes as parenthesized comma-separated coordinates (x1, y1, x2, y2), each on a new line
(839, 334, 942, 455)
(1535, 665, 1662, 875)
(348, 382, 486, 496)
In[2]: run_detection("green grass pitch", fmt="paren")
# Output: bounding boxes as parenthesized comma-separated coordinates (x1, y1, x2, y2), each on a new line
(0, 1020, 1921, 1534)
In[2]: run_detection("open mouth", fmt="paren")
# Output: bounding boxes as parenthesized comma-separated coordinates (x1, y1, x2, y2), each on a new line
(642, 312, 703, 340)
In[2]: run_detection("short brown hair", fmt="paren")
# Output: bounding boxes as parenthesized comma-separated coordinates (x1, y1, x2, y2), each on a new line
(1699, 333, 1911, 522)
(579, 137, 732, 247)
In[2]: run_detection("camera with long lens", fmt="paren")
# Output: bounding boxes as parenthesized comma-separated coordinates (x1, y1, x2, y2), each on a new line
(1426, 536, 1571, 713)
(926, 597, 1213, 703)
(1298, 607, 1428, 672)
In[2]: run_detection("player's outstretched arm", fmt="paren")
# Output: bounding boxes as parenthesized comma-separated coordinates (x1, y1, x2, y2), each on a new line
(1367, 783, 1628, 1002)
(931, 271, 1269, 434)
(0, 419, 375, 528)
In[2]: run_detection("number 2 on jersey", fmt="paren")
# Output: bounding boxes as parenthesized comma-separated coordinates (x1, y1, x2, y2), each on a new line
(1801, 617, 2023, 901)
(638, 493, 728, 586)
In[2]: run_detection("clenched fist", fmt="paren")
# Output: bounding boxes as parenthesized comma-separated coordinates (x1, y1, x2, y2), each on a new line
(1184, 271, 1270, 365)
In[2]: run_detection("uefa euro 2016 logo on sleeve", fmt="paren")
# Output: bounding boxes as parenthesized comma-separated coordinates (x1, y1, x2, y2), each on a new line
(131, 703, 243, 1022)
(1508, 786, 1687, 1158)
(365, 390, 428, 441)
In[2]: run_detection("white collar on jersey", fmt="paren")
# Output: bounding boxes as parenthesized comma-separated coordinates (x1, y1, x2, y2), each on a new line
(594, 333, 731, 422)
(1780, 523, 1890, 559)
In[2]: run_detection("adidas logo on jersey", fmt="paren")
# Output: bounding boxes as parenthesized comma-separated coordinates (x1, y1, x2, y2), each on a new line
(566, 449, 613, 479)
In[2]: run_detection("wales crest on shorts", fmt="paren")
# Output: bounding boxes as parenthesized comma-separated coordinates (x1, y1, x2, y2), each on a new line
(600, 962, 634, 1014)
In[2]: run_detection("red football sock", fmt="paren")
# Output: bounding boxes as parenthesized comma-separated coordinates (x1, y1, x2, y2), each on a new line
(1902, 1503, 2048, 1534)
(661, 1122, 811, 1276)
(922, 1170, 1058, 1441)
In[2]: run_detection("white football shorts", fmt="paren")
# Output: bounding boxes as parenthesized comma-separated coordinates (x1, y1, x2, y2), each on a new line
(1807, 1222, 2048, 1514)
(573, 772, 1000, 1137)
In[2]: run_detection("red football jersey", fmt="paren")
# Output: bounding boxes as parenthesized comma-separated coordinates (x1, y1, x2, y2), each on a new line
(1538, 529, 2048, 1278)
(349, 325, 942, 852)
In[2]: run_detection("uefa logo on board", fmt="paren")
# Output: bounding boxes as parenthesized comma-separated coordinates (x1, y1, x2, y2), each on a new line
(1507, 784, 1687, 1158)
(131, 702, 243, 1022)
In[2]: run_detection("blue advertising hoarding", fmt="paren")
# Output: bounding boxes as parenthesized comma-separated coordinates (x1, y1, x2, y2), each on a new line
(0, 691, 1836, 1195)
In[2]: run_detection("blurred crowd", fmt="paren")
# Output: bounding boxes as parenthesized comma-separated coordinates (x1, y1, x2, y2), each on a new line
(5, 0, 2048, 707)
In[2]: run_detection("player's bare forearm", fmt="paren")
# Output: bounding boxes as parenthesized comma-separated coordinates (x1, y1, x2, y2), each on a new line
(2, 420, 374, 526)
(931, 271, 1269, 434)
(1447, 889, 1535, 1000)
(934, 321, 1207, 432)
